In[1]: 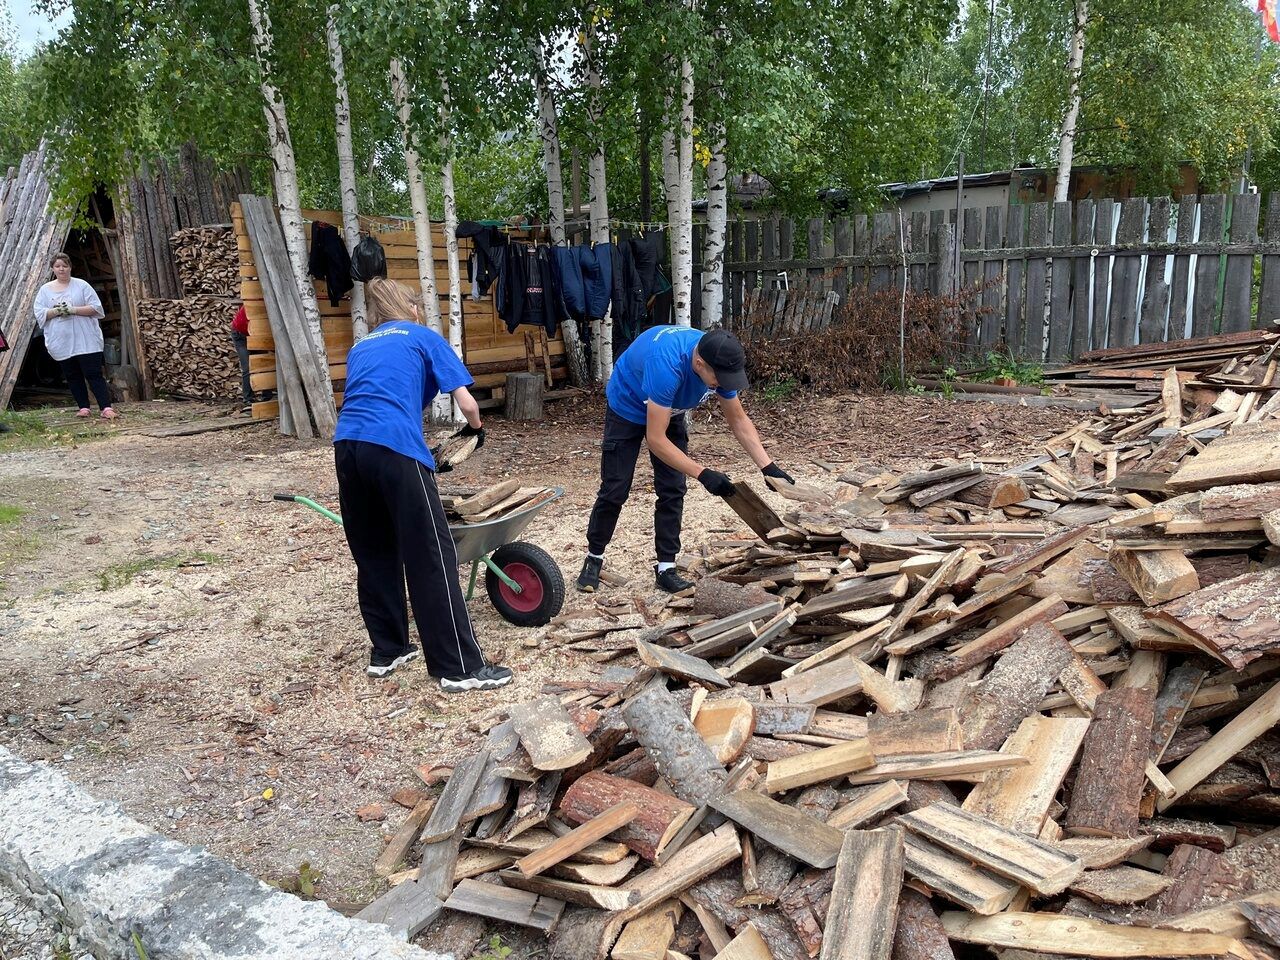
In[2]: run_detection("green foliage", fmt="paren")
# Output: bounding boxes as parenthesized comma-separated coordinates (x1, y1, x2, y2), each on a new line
(973, 349, 1044, 385)
(473, 934, 513, 960)
(132, 932, 151, 960)
(759, 377, 800, 404)
(0, 503, 24, 526)
(98, 552, 219, 591)
(939, 365, 958, 400)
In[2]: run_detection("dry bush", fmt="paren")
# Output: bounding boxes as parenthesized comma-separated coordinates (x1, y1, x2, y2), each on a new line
(742, 284, 980, 394)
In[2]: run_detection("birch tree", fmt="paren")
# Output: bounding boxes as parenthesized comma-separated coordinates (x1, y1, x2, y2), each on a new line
(245, 0, 336, 430)
(1053, 0, 1087, 203)
(439, 85, 464, 362)
(581, 7, 613, 380)
(674, 55, 695, 327)
(701, 116, 727, 327)
(389, 57, 443, 334)
(325, 4, 367, 340)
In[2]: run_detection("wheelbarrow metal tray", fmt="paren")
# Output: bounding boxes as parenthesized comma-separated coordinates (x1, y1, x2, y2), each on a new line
(450, 487, 563, 565)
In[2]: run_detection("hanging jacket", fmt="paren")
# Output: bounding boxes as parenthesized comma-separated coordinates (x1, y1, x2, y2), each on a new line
(580, 242, 613, 319)
(610, 240, 646, 346)
(497, 242, 561, 336)
(307, 221, 354, 306)
(457, 221, 508, 296)
(554, 246, 584, 322)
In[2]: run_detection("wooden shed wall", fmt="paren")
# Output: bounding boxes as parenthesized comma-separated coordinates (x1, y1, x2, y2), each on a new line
(231, 204, 565, 419)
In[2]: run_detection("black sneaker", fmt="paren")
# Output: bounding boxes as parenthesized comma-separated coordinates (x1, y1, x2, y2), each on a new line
(576, 555, 603, 593)
(440, 664, 514, 692)
(366, 646, 418, 678)
(655, 566, 694, 594)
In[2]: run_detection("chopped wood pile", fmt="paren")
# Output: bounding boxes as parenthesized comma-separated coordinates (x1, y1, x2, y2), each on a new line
(359, 331, 1280, 960)
(136, 296, 240, 401)
(440, 480, 559, 526)
(171, 225, 239, 298)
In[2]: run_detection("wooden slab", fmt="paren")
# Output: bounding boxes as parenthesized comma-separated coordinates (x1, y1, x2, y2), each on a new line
(724, 482, 785, 539)
(1066, 687, 1155, 838)
(940, 910, 1248, 957)
(710, 789, 845, 868)
(901, 833, 1021, 915)
(769, 653, 865, 706)
(923, 595, 1069, 682)
(1110, 547, 1201, 606)
(636, 638, 729, 689)
(514, 800, 640, 877)
(508, 697, 593, 771)
(1053, 836, 1154, 869)
(898, 802, 1084, 895)
(962, 715, 1091, 834)
(820, 826, 905, 960)
(1148, 568, 1280, 669)
(374, 798, 435, 878)
(765, 738, 877, 793)
(497, 871, 640, 911)
(1069, 865, 1176, 904)
(443, 878, 564, 932)
(847, 750, 1027, 786)
(868, 709, 962, 758)
(419, 750, 489, 844)
(828, 780, 910, 830)
(1168, 421, 1280, 490)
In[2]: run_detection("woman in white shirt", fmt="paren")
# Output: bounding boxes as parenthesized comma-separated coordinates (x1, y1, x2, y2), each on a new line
(33, 252, 116, 419)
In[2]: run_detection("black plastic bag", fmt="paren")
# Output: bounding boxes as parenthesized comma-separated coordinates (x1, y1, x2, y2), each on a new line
(350, 235, 387, 282)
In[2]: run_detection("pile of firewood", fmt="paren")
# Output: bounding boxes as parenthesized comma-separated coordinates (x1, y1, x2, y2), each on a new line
(171, 225, 238, 298)
(353, 330, 1280, 960)
(136, 296, 240, 401)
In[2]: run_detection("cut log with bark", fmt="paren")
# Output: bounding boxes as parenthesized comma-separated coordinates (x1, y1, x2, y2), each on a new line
(892, 888, 955, 960)
(559, 771, 695, 863)
(1066, 687, 1155, 838)
(622, 685, 728, 809)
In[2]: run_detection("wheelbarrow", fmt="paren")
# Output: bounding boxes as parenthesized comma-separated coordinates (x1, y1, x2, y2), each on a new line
(273, 488, 566, 627)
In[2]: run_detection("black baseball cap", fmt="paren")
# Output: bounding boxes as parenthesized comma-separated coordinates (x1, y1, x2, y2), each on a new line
(697, 328, 749, 393)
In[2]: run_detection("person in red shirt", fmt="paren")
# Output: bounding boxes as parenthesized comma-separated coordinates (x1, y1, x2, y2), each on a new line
(232, 304, 252, 412)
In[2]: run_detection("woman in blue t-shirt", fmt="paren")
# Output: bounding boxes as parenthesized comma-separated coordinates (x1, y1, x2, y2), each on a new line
(333, 277, 513, 692)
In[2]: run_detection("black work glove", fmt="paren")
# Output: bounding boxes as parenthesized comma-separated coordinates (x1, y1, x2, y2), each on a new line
(430, 445, 454, 473)
(762, 462, 794, 485)
(459, 423, 486, 449)
(698, 468, 736, 498)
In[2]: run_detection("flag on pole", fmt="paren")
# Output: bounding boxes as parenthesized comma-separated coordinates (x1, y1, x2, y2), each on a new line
(1262, 0, 1280, 42)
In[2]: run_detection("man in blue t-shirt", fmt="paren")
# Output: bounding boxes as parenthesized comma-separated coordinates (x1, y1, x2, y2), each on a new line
(577, 326, 793, 594)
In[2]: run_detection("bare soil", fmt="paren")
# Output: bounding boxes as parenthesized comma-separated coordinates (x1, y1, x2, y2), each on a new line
(0, 390, 1079, 955)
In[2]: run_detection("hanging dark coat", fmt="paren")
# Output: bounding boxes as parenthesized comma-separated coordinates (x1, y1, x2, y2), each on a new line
(307, 221, 354, 306)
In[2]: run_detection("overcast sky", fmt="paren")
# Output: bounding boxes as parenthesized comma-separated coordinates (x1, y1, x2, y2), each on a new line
(8, 0, 70, 57)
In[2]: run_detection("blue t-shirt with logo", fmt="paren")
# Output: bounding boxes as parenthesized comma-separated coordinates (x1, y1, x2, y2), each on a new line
(334, 321, 472, 470)
(606, 326, 737, 425)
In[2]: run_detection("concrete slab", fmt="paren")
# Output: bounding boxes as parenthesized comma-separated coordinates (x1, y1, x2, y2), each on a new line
(0, 747, 452, 960)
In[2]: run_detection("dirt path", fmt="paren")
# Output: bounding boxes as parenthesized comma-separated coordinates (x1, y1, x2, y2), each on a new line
(0, 391, 1078, 953)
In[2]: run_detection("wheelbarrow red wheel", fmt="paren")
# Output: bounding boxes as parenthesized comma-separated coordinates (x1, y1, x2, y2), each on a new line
(485, 541, 565, 627)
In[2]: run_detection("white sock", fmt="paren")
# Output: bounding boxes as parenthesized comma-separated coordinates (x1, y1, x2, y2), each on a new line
(588, 552, 604, 561)
(657, 562, 676, 572)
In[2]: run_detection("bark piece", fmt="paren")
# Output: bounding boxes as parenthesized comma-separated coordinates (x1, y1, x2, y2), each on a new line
(820, 827, 904, 960)
(957, 621, 1075, 750)
(710, 789, 845, 868)
(1148, 569, 1280, 669)
(1168, 421, 1280, 490)
(509, 697, 593, 771)
(962, 715, 1091, 834)
(560, 771, 695, 863)
(1066, 688, 1155, 838)
(898, 801, 1084, 895)
(1202, 482, 1280, 522)
(892, 887, 955, 960)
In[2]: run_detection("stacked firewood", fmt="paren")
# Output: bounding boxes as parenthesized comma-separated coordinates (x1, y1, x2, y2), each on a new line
(355, 331, 1280, 960)
(136, 296, 240, 401)
(171, 225, 239, 298)
(441, 480, 558, 526)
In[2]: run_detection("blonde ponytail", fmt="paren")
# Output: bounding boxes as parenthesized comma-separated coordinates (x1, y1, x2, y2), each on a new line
(365, 277, 421, 328)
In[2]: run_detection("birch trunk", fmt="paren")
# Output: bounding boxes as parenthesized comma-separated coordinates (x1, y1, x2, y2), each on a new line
(534, 39, 589, 387)
(662, 89, 680, 297)
(438, 88, 463, 362)
(389, 59, 443, 334)
(701, 118, 727, 328)
(675, 56, 694, 327)
(325, 5, 366, 340)
(1053, 0, 1088, 205)
(583, 14, 612, 381)
(246, 0, 335, 433)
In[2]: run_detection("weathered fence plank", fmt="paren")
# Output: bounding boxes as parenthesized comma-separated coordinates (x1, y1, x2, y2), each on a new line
(1110, 198, 1147, 348)
(910, 211, 929, 295)
(1261, 194, 1280, 325)
(1047, 201, 1073, 361)
(1090, 200, 1115, 350)
(1023, 202, 1049, 360)
(1072, 199, 1095, 357)
(928, 209, 945, 295)
(872, 211, 895, 293)
(729, 218, 743, 326)
(762, 216, 779, 297)
(1169, 195, 1197, 339)
(1139, 198, 1172, 344)
(1005, 205, 1026, 356)
(963, 207, 983, 348)
(744, 220, 760, 314)
(1222, 192, 1260, 333)
(1192, 193, 1225, 338)
(980, 205, 1004, 350)
(833, 216, 851, 305)
(854, 214, 869, 289)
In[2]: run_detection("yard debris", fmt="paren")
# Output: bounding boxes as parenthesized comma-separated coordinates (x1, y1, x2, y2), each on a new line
(358, 330, 1280, 959)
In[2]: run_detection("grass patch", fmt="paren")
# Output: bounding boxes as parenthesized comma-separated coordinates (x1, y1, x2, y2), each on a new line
(971, 350, 1044, 386)
(757, 377, 800, 404)
(0, 502, 24, 526)
(98, 551, 219, 591)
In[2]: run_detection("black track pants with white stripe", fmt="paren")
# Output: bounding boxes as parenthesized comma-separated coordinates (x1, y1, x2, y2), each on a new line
(335, 439, 487, 678)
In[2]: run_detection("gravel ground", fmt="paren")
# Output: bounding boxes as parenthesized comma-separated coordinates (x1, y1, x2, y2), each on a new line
(0, 390, 1081, 955)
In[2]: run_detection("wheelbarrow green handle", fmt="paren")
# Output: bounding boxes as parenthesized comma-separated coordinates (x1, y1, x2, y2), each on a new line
(274, 493, 344, 526)
(273, 492, 523, 596)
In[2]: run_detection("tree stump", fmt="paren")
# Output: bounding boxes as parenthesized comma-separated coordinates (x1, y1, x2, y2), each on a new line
(505, 372, 544, 421)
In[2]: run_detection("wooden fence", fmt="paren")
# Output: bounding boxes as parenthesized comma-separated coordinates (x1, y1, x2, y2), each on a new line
(694, 192, 1280, 361)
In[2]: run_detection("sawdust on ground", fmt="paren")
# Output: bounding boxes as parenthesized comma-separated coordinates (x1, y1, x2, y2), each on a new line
(0, 391, 1080, 952)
